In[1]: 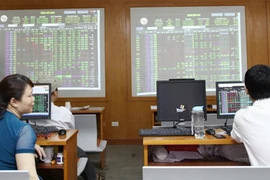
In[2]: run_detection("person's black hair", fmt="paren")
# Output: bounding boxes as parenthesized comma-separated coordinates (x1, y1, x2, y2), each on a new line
(245, 64, 270, 100)
(0, 74, 34, 119)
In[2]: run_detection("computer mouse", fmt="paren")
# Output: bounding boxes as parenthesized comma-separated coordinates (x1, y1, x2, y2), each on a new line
(58, 129, 66, 136)
(205, 129, 215, 135)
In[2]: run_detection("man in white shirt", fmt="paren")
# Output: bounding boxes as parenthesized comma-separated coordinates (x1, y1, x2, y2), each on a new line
(229, 64, 270, 166)
(30, 76, 104, 180)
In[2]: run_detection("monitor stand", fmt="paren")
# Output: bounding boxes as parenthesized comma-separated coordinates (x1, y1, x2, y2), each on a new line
(161, 121, 186, 128)
(161, 121, 174, 127)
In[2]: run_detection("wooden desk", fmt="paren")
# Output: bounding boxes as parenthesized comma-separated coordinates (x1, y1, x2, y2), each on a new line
(37, 129, 78, 180)
(143, 134, 246, 166)
(71, 107, 106, 169)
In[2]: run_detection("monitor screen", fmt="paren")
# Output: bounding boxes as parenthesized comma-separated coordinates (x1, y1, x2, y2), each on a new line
(0, 8, 105, 97)
(20, 83, 51, 120)
(157, 80, 207, 122)
(216, 81, 253, 119)
(130, 6, 247, 97)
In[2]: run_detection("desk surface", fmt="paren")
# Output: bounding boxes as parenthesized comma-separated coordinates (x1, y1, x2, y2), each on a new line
(71, 107, 105, 114)
(37, 129, 78, 146)
(143, 134, 236, 145)
(36, 130, 78, 180)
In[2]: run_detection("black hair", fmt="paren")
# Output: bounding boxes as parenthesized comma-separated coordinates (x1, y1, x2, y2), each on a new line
(0, 74, 34, 119)
(245, 64, 270, 100)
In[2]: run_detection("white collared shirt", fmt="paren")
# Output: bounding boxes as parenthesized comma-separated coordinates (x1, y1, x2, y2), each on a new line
(231, 98, 270, 166)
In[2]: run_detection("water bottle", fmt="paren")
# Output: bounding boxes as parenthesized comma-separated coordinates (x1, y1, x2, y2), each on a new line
(192, 106, 205, 139)
(56, 152, 64, 165)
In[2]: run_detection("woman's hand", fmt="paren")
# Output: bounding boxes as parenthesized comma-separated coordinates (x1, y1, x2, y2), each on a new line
(34, 144, 46, 160)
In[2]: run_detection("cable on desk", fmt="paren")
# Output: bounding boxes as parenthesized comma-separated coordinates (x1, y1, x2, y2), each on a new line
(224, 118, 228, 127)
(173, 120, 185, 128)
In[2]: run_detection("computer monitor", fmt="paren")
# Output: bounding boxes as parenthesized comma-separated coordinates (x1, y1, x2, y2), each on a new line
(216, 81, 253, 119)
(169, 78, 195, 81)
(20, 83, 51, 120)
(157, 80, 207, 123)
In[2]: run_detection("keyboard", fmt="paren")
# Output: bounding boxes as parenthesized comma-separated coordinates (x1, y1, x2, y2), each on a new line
(221, 125, 232, 135)
(139, 127, 192, 136)
(30, 125, 59, 134)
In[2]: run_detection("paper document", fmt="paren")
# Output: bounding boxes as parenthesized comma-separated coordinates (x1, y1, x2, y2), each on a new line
(71, 105, 90, 110)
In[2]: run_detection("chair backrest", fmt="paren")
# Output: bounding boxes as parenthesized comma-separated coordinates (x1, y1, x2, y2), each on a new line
(0, 170, 29, 180)
(74, 114, 97, 151)
(143, 166, 270, 180)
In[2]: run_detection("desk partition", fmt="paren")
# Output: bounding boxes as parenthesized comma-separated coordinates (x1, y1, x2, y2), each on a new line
(143, 166, 269, 180)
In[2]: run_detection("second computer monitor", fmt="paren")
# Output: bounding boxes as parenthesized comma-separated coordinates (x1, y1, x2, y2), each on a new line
(216, 81, 253, 119)
(157, 80, 207, 122)
(20, 83, 51, 120)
